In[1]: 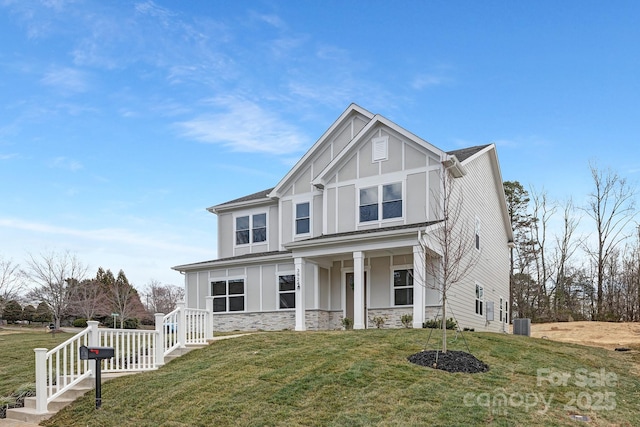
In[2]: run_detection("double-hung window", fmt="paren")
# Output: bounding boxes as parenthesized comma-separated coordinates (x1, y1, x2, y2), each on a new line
(236, 213, 267, 245)
(211, 279, 245, 312)
(475, 284, 484, 316)
(393, 269, 413, 306)
(295, 202, 310, 235)
(475, 217, 481, 250)
(278, 274, 295, 309)
(359, 182, 403, 223)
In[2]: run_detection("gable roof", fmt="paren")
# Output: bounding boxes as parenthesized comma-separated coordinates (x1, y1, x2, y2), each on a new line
(208, 187, 274, 213)
(268, 104, 374, 199)
(447, 144, 491, 162)
(311, 113, 445, 188)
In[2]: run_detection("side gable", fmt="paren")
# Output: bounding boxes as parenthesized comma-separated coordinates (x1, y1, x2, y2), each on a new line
(457, 144, 513, 244)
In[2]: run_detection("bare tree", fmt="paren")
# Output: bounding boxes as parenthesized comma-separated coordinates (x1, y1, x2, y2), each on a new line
(421, 165, 479, 353)
(550, 198, 583, 319)
(108, 270, 146, 327)
(584, 163, 636, 319)
(25, 251, 88, 329)
(0, 255, 25, 316)
(68, 278, 109, 321)
(143, 279, 184, 314)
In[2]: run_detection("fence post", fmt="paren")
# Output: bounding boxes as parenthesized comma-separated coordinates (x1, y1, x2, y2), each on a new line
(205, 296, 214, 341)
(34, 348, 48, 414)
(177, 302, 186, 348)
(87, 321, 99, 378)
(155, 313, 165, 367)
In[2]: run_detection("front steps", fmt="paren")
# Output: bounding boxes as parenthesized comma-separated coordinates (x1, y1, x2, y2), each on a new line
(2, 345, 205, 425)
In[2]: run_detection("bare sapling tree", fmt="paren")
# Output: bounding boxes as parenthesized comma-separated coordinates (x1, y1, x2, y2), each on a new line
(0, 255, 25, 316)
(421, 166, 479, 353)
(584, 163, 636, 320)
(25, 250, 88, 329)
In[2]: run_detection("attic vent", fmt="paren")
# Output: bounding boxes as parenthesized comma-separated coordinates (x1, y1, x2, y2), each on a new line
(372, 136, 388, 162)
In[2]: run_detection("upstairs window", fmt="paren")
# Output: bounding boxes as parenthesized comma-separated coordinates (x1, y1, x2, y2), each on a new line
(236, 213, 267, 245)
(359, 182, 403, 223)
(278, 274, 295, 309)
(211, 279, 245, 312)
(295, 202, 310, 235)
(475, 217, 481, 250)
(393, 269, 413, 306)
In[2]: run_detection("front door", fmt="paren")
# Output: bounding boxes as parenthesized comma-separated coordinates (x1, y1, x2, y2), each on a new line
(345, 272, 367, 327)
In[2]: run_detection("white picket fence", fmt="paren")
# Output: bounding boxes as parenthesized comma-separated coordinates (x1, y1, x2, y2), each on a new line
(33, 301, 213, 414)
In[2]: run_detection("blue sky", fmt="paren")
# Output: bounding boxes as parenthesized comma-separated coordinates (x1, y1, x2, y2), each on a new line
(1, 0, 639, 289)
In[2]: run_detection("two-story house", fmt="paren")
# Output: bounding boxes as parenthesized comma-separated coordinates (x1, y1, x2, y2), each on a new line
(173, 104, 513, 332)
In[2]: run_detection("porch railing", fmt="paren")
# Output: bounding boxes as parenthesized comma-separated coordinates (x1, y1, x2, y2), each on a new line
(34, 300, 213, 414)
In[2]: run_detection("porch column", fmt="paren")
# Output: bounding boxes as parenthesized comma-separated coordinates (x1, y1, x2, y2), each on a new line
(353, 251, 365, 330)
(412, 245, 426, 328)
(295, 257, 306, 331)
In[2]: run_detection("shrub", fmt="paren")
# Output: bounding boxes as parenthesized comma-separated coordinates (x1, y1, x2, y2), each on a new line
(73, 318, 87, 328)
(371, 316, 386, 329)
(422, 317, 457, 330)
(340, 317, 353, 330)
(400, 314, 413, 328)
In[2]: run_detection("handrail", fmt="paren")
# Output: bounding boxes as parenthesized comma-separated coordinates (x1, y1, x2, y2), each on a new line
(34, 301, 213, 413)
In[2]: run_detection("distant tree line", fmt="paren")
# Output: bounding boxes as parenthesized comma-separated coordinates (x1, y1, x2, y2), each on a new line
(0, 251, 184, 328)
(507, 163, 638, 322)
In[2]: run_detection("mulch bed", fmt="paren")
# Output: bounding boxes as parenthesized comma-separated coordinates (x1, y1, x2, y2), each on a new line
(408, 350, 489, 373)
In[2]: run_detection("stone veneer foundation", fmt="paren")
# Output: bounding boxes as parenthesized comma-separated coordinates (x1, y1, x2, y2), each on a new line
(212, 307, 442, 332)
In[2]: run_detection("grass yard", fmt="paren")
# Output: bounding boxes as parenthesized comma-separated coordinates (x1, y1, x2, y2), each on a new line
(20, 329, 637, 427)
(0, 327, 72, 398)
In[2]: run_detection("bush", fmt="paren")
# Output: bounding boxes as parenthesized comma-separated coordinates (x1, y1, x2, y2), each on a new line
(400, 314, 413, 328)
(340, 317, 353, 330)
(73, 318, 87, 328)
(423, 317, 457, 330)
(371, 316, 386, 329)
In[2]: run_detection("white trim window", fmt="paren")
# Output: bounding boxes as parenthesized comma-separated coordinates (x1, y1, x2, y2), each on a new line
(475, 283, 484, 316)
(393, 268, 413, 306)
(211, 278, 245, 312)
(499, 296, 503, 322)
(295, 202, 310, 235)
(278, 274, 295, 309)
(474, 217, 481, 251)
(236, 213, 267, 245)
(359, 182, 403, 223)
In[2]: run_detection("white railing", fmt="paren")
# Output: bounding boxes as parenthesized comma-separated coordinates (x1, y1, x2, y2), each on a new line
(34, 300, 214, 414)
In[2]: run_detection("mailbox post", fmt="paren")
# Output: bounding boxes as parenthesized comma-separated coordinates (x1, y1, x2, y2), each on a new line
(79, 346, 114, 409)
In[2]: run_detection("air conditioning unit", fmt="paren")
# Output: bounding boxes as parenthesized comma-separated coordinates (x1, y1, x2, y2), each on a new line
(513, 318, 531, 336)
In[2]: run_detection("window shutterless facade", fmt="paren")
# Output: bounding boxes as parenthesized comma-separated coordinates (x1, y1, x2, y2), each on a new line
(295, 202, 310, 235)
(235, 213, 267, 245)
(278, 274, 295, 309)
(475, 284, 484, 316)
(359, 182, 402, 223)
(393, 268, 413, 305)
(211, 279, 245, 312)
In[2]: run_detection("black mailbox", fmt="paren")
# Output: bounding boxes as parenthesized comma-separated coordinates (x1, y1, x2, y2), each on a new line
(79, 346, 115, 360)
(79, 346, 114, 409)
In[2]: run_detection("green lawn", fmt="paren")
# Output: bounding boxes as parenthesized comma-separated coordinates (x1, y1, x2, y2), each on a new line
(0, 327, 72, 397)
(2, 327, 639, 426)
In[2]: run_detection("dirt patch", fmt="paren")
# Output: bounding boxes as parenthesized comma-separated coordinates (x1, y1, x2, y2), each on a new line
(527, 321, 640, 350)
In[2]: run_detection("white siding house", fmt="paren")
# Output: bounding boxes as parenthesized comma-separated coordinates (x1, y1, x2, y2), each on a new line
(173, 104, 513, 332)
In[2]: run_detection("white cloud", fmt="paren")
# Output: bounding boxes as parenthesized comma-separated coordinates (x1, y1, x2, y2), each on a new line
(41, 66, 88, 93)
(49, 156, 83, 171)
(0, 217, 205, 256)
(177, 97, 308, 155)
(0, 153, 18, 160)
